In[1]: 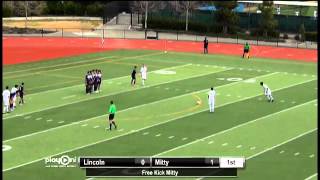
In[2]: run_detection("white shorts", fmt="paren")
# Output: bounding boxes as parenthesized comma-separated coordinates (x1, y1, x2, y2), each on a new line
(3, 100, 9, 106)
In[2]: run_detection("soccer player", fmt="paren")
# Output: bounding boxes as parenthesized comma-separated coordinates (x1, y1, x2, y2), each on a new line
(208, 87, 216, 113)
(243, 42, 250, 59)
(18, 82, 25, 105)
(93, 70, 98, 93)
(2, 86, 10, 113)
(85, 71, 90, 94)
(131, 66, 137, 86)
(204, 37, 208, 54)
(97, 69, 102, 92)
(140, 64, 147, 86)
(260, 82, 274, 102)
(11, 85, 18, 109)
(108, 100, 117, 131)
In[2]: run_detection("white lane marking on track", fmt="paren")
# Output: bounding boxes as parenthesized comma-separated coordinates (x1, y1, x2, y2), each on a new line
(143, 132, 149, 135)
(81, 124, 88, 127)
(280, 100, 285, 103)
(24, 116, 31, 119)
(35, 117, 42, 121)
(236, 145, 242, 148)
(182, 137, 188, 141)
(165, 88, 170, 90)
(58, 121, 64, 124)
(156, 134, 161, 137)
(294, 152, 300, 156)
(226, 94, 231, 97)
(93, 126, 100, 129)
(168, 136, 175, 139)
(237, 95, 242, 98)
(117, 129, 124, 132)
(291, 101, 296, 104)
(222, 143, 228, 146)
(46, 119, 53, 122)
(208, 141, 214, 144)
(280, 150, 285, 154)
(250, 146, 256, 150)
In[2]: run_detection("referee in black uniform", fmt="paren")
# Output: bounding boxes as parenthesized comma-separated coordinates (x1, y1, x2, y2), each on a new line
(204, 37, 208, 54)
(131, 66, 137, 86)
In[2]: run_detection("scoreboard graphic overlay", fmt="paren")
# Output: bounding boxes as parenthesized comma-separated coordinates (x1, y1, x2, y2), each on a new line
(79, 156, 245, 177)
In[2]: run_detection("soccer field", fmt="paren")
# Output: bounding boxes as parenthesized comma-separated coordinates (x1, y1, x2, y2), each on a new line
(2, 49, 317, 180)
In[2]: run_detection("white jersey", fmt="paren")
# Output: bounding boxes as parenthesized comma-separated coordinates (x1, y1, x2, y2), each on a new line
(3, 89, 10, 105)
(11, 87, 18, 96)
(140, 66, 147, 80)
(208, 90, 216, 104)
(263, 84, 271, 95)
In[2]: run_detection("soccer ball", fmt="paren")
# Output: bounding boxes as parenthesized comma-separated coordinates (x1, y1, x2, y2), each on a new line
(196, 101, 201, 105)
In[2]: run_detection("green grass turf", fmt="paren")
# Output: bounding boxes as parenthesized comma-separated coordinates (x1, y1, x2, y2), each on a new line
(2, 49, 317, 180)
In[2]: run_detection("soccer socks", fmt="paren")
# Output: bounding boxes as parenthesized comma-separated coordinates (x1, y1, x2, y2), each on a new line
(142, 80, 145, 86)
(109, 122, 117, 130)
(112, 121, 117, 129)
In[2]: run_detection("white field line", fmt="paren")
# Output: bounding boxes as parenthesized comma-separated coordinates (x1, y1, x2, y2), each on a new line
(168, 51, 317, 66)
(7, 51, 165, 95)
(61, 95, 76, 100)
(5, 51, 165, 78)
(2, 77, 313, 172)
(4, 57, 116, 79)
(195, 128, 317, 180)
(3, 64, 229, 120)
(153, 100, 316, 157)
(3, 56, 114, 75)
(305, 173, 318, 180)
(246, 128, 317, 160)
(3, 72, 276, 143)
(141, 56, 317, 77)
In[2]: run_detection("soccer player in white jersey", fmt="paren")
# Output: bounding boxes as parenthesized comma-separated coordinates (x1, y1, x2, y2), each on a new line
(208, 87, 216, 113)
(260, 82, 274, 102)
(2, 86, 11, 113)
(140, 64, 147, 86)
(11, 85, 19, 109)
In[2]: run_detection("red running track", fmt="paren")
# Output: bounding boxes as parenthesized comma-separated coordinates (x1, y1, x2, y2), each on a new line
(3, 37, 317, 65)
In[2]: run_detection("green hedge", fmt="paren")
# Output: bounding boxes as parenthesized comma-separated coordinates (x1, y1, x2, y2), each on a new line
(305, 32, 317, 42)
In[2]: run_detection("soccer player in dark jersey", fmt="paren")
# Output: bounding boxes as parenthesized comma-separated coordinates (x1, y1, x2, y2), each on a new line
(93, 70, 98, 93)
(204, 37, 208, 54)
(108, 100, 117, 131)
(18, 82, 25, 105)
(85, 71, 90, 94)
(131, 66, 137, 86)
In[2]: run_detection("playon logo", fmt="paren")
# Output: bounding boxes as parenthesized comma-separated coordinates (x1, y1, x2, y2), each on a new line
(45, 155, 78, 168)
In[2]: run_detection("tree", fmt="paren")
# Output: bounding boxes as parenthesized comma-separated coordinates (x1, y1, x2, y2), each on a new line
(259, 1, 278, 37)
(299, 23, 305, 42)
(178, 1, 198, 31)
(213, 1, 239, 34)
(132, 1, 157, 29)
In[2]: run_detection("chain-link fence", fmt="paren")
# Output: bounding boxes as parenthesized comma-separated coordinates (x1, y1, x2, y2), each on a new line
(3, 27, 317, 49)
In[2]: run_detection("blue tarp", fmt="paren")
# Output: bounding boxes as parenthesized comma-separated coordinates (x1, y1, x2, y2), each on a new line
(197, 3, 245, 12)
